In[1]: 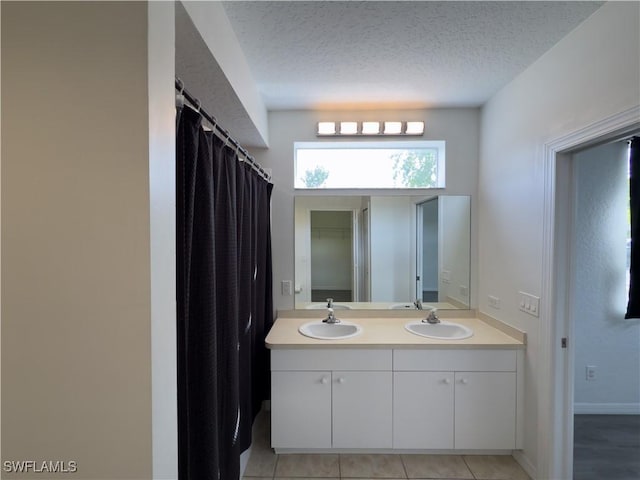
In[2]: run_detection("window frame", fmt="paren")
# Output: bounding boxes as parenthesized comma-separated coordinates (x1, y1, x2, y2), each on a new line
(294, 140, 446, 190)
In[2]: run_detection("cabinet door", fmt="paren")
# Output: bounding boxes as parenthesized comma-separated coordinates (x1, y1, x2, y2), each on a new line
(393, 372, 454, 449)
(454, 372, 516, 449)
(332, 371, 392, 448)
(271, 371, 332, 448)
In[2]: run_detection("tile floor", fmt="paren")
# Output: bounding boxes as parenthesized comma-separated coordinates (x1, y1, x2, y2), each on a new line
(243, 410, 531, 479)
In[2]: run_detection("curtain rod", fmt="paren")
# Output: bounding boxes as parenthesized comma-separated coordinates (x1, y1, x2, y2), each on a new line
(175, 78, 272, 183)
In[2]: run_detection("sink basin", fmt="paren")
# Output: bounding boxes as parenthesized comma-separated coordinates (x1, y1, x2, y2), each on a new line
(298, 321, 362, 340)
(305, 303, 351, 310)
(404, 320, 473, 340)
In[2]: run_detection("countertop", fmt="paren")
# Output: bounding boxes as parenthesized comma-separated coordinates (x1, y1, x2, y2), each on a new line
(265, 315, 525, 350)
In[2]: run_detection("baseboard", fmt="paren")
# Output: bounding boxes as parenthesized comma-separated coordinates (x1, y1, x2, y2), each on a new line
(574, 402, 640, 414)
(513, 450, 536, 480)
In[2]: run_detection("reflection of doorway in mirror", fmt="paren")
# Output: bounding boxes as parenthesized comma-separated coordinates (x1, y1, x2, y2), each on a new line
(310, 211, 355, 302)
(416, 198, 439, 302)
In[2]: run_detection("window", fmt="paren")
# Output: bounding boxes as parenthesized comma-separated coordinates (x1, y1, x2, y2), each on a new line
(295, 141, 446, 189)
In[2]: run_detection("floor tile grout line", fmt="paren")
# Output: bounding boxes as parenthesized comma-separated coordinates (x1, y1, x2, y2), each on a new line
(461, 455, 478, 480)
(271, 451, 278, 479)
(399, 453, 409, 479)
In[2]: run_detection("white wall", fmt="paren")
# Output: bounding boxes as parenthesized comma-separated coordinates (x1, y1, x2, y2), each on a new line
(148, 2, 178, 478)
(2, 2, 155, 478)
(252, 109, 480, 312)
(479, 2, 640, 476)
(440, 195, 471, 306)
(370, 196, 414, 301)
(573, 141, 640, 414)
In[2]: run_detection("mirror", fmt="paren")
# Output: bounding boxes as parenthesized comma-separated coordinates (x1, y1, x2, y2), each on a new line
(294, 195, 471, 310)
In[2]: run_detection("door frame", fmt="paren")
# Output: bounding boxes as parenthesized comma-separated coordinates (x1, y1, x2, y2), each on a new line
(539, 105, 640, 479)
(306, 208, 359, 302)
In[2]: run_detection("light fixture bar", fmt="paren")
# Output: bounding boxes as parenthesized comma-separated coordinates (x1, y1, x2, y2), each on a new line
(316, 121, 424, 136)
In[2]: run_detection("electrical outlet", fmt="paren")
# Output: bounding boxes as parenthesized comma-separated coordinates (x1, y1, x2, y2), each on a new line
(586, 365, 597, 381)
(488, 295, 501, 309)
(460, 285, 468, 297)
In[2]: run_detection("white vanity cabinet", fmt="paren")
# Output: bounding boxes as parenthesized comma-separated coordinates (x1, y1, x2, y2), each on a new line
(393, 349, 522, 450)
(270, 349, 393, 450)
(271, 347, 523, 452)
(271, 370, 332, 448)
(454, 371, 516, 449)
(393, 371, 455, 448)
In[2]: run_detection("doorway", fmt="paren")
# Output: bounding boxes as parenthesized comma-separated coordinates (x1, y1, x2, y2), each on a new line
(416, 198, 439, 302)
(543, 109, 640, 480)
(570, 140, 640, 479)
(309, 210, 356, 302)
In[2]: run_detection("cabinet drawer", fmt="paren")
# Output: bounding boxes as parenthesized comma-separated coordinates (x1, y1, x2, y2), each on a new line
(394, 349, 516, 371)
(272, 349, 392, 371)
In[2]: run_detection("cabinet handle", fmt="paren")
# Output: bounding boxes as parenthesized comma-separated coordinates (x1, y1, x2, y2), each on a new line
(321, 377, 329, 385)
(443, 378, 451, 385)
(460, 378, 468, 385)
(337, 377, 346, 384)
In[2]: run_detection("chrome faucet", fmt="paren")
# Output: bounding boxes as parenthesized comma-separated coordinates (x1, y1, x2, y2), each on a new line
(423, 308, 440, 324)
(414, 299, 423, 310)
(322, 298, 340, 324)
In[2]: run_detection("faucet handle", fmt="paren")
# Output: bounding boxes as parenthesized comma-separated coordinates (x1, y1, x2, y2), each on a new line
(326, 297, 334, 308)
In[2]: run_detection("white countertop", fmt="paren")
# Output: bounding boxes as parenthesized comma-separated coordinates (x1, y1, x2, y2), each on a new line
(266, 315, 525, 350)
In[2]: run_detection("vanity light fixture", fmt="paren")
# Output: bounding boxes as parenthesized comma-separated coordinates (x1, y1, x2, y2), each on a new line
(316, 121, 424, 137)
(340, 121, 358, 135)
(405, 121, 425, 135)
(361, 121, 381, 135)
(317, 121, 337, 135)
(383, 121, 403, 135)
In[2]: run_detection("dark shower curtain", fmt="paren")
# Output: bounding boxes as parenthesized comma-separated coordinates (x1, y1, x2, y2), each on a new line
(176, 106, 273, 479)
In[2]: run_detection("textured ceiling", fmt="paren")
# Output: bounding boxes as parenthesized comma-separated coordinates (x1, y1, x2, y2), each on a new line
(222, 1, 604, 110)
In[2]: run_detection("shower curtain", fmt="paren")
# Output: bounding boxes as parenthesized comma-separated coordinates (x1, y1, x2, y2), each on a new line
(176, 106, 273, 479)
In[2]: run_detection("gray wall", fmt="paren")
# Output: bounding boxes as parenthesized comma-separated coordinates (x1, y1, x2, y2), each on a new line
(573, 141, 640, 413)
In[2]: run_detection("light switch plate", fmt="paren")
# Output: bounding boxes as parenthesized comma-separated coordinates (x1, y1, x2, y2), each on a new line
(281, 280, 293, 296)
(488, 295, 500, 309)
(519, 291, 540, 317)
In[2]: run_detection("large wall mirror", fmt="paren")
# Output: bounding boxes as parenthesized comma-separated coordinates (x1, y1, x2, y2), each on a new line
(294, 195, 471, 310)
